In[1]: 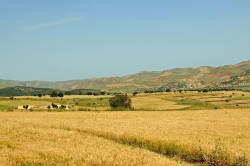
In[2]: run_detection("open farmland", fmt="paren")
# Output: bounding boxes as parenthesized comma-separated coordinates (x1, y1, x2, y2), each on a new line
(0, 91, 249, 112)
(0, 91, 249, 165)
(2, 1, 250, 165)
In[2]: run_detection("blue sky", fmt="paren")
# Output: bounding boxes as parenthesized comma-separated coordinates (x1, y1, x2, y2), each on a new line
(1, 0, 250, 81)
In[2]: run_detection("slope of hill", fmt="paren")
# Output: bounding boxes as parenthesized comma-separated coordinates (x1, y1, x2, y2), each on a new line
(0, 86, 60, 96)
(0, 60, 249, 92)
(0, 86, 103, 96)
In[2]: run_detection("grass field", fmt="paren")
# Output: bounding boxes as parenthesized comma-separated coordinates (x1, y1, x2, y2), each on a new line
(0, 91, 249, 165)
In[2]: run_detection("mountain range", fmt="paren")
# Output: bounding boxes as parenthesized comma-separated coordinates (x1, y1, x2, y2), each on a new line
(0, 60, 249, 92)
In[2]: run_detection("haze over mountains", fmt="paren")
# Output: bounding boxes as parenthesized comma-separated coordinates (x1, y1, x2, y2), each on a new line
(0, 60, 249, 92)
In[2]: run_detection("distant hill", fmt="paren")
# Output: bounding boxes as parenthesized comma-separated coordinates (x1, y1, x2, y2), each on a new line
(0, 86, 103, 97)
(0, 86, 59, 96)
(0, 60, 249, 92)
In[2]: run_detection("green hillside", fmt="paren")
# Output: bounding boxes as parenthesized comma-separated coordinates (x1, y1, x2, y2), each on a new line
(0, 60, 249, 92)
(0, 86, 103, 97)
(0, 86, 60, 96)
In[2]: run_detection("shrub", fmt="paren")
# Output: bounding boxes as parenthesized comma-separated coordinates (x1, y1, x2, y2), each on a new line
(109, 94, 132, 110)
(178, 90, 183, 93)
(165, 89, 171, 92)
(133, 92, 138, 96)
(38, 94, 42, 97)
(93, 93, 99, 96)
(50, 91, 58, 98)
(58, 92, 64, 98)
(202, 89, 209, 93)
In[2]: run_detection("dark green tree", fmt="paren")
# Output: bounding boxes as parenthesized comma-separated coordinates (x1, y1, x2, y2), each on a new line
(109, 94, 132, 110)
(202, 89, 209, 93)
(50, 91, 58, 97)
(165, 89, 171, 92)
(58, 92, 64, 98)
(133, 92, 138, 96)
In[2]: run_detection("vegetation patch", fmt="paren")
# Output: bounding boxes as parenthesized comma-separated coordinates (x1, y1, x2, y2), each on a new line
(176, 98, 219, 110)
(109, 94, 132, 110)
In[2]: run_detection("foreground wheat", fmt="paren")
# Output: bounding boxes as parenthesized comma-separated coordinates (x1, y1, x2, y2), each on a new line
(0, 115, 189, 166)
(0, 109, 249, 165)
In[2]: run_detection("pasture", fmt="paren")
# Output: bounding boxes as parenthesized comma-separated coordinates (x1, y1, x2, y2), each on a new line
(0, 91, 249, 165)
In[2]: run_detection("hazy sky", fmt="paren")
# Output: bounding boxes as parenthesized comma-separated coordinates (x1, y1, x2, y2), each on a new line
(1, 0, 250, 81)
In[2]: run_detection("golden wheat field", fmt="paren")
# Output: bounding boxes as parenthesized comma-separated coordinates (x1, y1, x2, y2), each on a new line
(0, 112, 194, 166)
(0, 109, 249, 166)
(0, 91, 250, 165)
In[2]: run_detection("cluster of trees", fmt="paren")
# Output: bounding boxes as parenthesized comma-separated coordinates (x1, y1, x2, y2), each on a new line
(50, 92, 64, 98)
(0, 86, 112, 97)
(65, 89, 107, 96)
(196, 88, 237, 92)
(34, 93, 46, 97)
(38, 90, 109, 97)
(132, 92, 138, 96)
(144, 88, 171, 93)
(141, 87, 238, 94)
(0, 86, 59, 97)
(9, 96, 15, 100)
(50, 91, 109, 98)
(109, 94, 132, 110)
